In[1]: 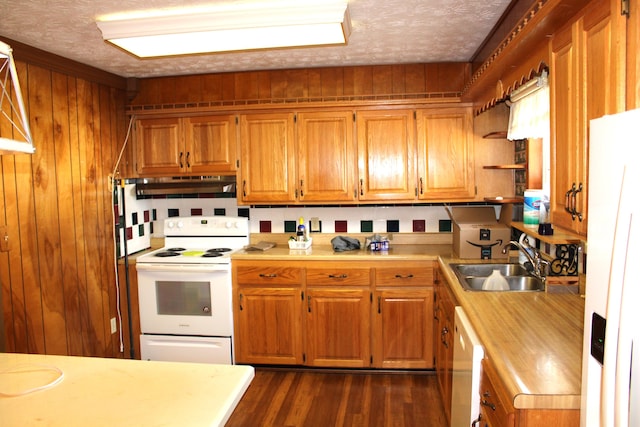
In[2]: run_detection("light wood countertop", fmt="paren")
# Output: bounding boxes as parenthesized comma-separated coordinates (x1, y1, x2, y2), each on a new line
(438, 257, 584, 410)
(232, 243, 453, 261)
(231, 243, 584, 411)
(0, 353, 254, 427)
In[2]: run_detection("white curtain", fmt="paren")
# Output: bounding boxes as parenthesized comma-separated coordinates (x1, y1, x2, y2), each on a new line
(507, 78, 549, 140)
(507, 73, 551, 195)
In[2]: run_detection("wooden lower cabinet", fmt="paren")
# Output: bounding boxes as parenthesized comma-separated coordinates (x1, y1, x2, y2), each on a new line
(306, 287, 371, 367)
(479, 359, 579, 427)
(373, 264, 434, 369)
(232, 259, 436, 369)
(233, 263, 304, 365)
(434, 267, 455, 424)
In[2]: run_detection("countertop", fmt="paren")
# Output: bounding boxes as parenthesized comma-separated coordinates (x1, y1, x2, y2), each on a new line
(439, 257, 584, 410)
(0, 353, 254, 427)
(232, 243, 585, 411)
(232, 243, 453, 261)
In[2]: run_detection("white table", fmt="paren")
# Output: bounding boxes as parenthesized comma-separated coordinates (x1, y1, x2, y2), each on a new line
(0, 353, 254, 426)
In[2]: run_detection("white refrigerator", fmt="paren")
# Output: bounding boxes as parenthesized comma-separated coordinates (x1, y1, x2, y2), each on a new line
(581, 108, 640, 426)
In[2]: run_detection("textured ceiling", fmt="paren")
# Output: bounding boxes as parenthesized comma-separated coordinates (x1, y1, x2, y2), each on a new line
(0, 0, 512, 78)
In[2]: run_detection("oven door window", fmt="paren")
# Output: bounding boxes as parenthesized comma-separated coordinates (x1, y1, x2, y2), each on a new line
(156, 281, 212, 316)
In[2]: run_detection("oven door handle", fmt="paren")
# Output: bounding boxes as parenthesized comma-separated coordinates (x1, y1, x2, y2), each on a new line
(135, 263, 230, 273)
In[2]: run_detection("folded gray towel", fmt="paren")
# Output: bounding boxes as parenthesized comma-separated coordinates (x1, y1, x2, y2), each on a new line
(331, 236, 361, 252)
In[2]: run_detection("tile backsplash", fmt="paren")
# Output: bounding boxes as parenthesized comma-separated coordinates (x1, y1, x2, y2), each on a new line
(115, 183, 500, 256)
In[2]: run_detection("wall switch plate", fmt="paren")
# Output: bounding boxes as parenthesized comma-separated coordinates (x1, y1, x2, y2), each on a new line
(110, 317, 117, 334)
(310, 217, 321, 233)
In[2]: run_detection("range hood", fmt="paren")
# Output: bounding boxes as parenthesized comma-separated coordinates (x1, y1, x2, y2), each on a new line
(135, 176, 236, 196)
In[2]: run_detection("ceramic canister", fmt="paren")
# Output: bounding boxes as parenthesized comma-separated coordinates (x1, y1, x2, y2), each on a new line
(523, 189, 543, 227)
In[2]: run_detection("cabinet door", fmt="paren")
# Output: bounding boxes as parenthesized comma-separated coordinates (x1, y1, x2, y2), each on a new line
(235, 286, 304, 365)
(135, 117, 183, 176)
(297, 111, 356, 202)
(416, 107, 475, 200)
(184, 115, 237, 174)
(434, 269, 455, 425)
(238, 113, 296, 203)
(305, 288, 371, 367)
(356, 109, 417, 201)
(372, 288, 434, 369)
(550, 1, 622, 235)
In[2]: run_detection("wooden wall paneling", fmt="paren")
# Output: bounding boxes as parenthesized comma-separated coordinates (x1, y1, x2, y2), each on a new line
(173, 75, 200, 103)
(627, 0, 639, 109)
(391, 65, 406, 94)
(201, 74, 224, 101)
(235, 71, 261, 100)
(0, 62, 28, 353)
(99, 84, 120, 357)
(57, 74, 85, 356)
(256, 70, 272, 100)
(19, 64, 47, 355)
(221, 73, 236, 101)
(372, 65, 394, 94)
(78, 78, 109, 356)
(404, 64, 427, 94)
(343, 66, 373, 96)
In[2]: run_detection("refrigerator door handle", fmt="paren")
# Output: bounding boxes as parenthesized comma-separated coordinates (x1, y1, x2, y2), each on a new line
(600, 166, 639, 426)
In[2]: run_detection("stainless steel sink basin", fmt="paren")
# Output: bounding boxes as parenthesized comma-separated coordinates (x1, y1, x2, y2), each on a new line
(449, 263, 545, 292)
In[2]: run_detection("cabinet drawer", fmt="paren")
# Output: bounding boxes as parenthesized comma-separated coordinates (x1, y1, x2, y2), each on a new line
(480, 359, 515, 427)
(235, 266, 303, 285)
(306, 268, 371, 286)
(375, 267, 433, 286)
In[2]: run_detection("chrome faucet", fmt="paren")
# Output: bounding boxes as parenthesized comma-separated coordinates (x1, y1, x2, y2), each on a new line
(502, 240, 549, 282)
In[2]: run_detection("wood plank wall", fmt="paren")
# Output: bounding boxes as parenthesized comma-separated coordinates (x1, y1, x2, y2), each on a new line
(130, 63, 470, 106)
(0, 60, 128, 357)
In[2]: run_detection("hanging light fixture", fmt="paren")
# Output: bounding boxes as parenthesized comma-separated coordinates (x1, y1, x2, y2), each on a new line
(96, 0, 351, 58)
(0, 40, 35, 155)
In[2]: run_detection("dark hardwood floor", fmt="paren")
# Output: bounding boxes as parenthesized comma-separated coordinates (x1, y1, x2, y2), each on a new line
(226, 368, 447, 427)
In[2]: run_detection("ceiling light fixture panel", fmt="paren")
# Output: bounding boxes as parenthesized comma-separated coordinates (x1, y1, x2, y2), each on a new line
(96, 1, 351, 58)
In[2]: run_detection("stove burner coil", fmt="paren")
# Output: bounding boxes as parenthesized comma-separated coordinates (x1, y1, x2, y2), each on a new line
(166, 247, 186, 252)
(154, 251, 181, 257)
(207, 248, 232, 253)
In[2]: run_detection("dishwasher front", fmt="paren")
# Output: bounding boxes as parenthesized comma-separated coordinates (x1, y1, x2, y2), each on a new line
(450, 306, 484, 427)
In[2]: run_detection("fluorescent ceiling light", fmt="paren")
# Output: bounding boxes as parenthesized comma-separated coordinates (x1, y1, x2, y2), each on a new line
(0, 41, 35, 155)
(96, 1, 351, 58)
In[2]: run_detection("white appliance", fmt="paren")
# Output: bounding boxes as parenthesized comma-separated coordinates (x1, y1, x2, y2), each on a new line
(451, 306, 484, 427)
(136, 216, 249, 364)
(581, 108, 640, 426)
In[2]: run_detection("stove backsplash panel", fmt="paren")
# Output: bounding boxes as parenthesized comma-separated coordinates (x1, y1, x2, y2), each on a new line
(116, 184, 500, 257)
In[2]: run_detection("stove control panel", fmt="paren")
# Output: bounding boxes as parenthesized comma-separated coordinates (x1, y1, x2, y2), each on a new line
(164, 216, 249, 236)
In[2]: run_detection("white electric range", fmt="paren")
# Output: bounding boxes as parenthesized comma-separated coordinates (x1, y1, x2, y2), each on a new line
(135, 216, 249, 364)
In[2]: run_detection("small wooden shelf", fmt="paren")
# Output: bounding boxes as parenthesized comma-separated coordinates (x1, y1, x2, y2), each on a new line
(484, 196, 523, 203)
(510, 221, 584, 245)
(482, 131, 508, 139)
(483, 164, 526, 170)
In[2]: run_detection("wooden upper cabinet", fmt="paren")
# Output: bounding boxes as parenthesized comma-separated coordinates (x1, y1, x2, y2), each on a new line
(135, 117, 183, 176)
(238, 112, 297, 203)
(184, 115, 237, 174)
(356, 109, 417, 201)
(134, 115, 237, 176)
(416, 107, 475, 200)
(297, 111, 357, 202)
(549, 0, 622, 235)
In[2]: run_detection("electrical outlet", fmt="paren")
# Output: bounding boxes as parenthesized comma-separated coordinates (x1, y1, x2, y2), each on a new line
(310, 217, 321, 233)
(110, 317, 117, 334)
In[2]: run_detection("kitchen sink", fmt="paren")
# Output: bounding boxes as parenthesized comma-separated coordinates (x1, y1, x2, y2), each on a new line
(449, 263, 545, 292)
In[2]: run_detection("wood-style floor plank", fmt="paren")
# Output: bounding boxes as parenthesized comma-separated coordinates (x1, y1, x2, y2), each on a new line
(226, 369, 447, 427)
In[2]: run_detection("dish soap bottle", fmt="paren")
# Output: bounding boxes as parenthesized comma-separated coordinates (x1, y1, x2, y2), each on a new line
(296, 217, 306, 241)
(482, 270, 510, 291)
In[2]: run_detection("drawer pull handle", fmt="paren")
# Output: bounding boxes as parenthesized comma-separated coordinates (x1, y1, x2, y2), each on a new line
(481, 399, 496, 411)
(259, 273, 277, 278)
(395, 274, 414, 279)
(328, 274, 348, 279)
